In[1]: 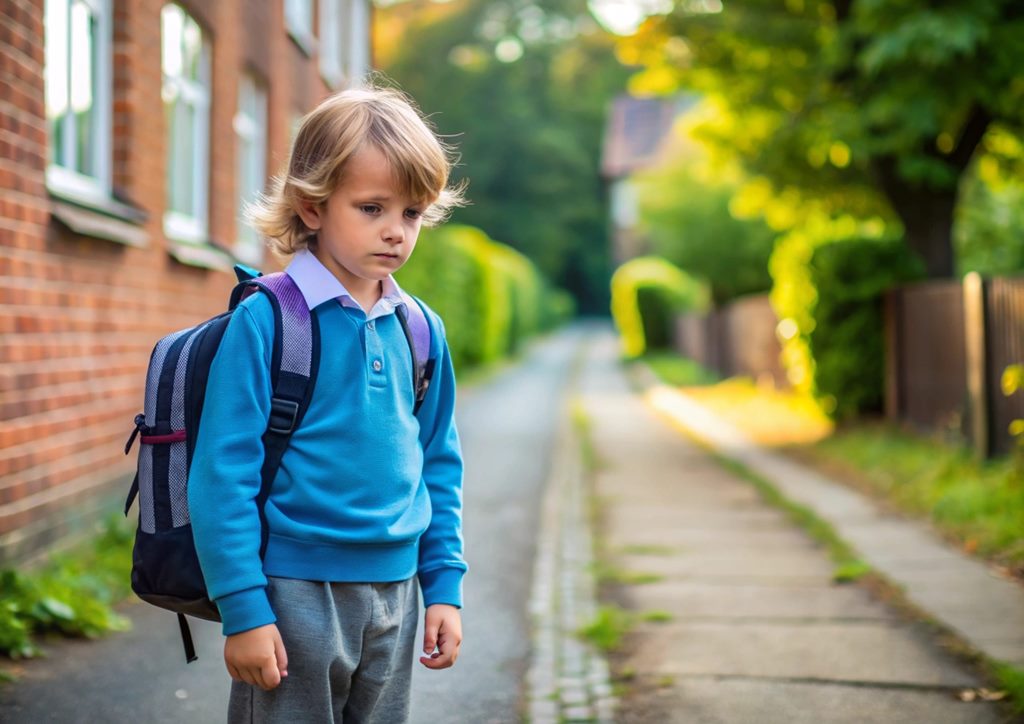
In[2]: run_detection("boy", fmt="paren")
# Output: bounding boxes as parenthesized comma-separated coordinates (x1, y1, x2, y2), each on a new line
(188, 85, 467, 723)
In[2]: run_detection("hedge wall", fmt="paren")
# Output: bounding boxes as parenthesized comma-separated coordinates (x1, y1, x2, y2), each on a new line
(770, 226, 925, 420)
(610, 256, 710, 358)
(397, 224, 569, 369)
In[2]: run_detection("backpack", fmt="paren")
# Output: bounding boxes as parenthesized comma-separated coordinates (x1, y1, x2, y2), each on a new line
(123, 265, 436, 662)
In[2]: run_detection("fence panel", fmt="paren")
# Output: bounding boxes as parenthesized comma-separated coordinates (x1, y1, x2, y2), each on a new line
(889, 281, 967, 436)
(986, 277, 1024, 457)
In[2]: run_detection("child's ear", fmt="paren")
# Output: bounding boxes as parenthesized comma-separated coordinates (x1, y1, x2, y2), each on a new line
(295, 198, 322, 231)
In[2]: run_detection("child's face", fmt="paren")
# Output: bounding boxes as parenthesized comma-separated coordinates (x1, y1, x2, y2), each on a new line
(298, 145, 428, 297)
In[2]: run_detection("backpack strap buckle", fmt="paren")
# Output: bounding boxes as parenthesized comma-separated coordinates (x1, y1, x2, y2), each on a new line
(268, 397, 300, 435)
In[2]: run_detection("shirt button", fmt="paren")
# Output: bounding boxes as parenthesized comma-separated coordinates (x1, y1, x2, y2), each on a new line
(372, 359, 383, 372)
(367, 320, 375, 331)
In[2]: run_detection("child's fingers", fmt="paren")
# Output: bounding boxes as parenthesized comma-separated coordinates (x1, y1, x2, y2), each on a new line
(273, 630, 289, 678)
(259, 658, 282, 690)
(419, 631, 461, 669)
(422, 620, 439, 655)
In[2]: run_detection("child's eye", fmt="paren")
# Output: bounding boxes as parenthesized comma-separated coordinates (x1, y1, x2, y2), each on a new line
(405, 208, 423, 220)
(360, 204, 381, 214)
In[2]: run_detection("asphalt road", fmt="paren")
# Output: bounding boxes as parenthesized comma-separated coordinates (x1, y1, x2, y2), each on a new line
(0, 327, 582, 724)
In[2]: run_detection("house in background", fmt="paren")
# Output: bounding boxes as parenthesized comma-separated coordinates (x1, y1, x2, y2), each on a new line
(0, 0, 372, 564)
(600, 94, 693, 265)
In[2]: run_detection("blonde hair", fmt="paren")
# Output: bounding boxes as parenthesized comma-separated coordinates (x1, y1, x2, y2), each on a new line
(247, 83, 466, 256)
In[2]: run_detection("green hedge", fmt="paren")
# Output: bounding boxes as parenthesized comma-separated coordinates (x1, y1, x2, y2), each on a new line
(610, 256, 710, 358)
(771, 230, 925, 421)
(397, 224, 566, 369)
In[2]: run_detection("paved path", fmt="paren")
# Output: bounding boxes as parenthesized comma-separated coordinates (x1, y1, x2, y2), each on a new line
(0, 328, 583, 724)
(576, 328, 1013, 723)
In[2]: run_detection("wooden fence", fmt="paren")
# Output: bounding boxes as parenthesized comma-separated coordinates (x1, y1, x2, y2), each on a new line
(674, 294, 788, 388)
(884, 273, 1022, 458)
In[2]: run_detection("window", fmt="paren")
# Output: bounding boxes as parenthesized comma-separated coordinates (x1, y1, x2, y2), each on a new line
(44, 0, 112, 204)
(318, 0, 344, 87)
(347, 0, 370, 85)
(285, 0, 315, 55)
(234, 74, 267, 265)
(161, 4, 211, 244)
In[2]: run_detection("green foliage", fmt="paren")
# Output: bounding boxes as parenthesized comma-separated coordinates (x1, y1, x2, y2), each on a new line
(634, 121, 777, 305)
(806, 237, 925, 420)
(620, 1, 1024, 277)
(610, 256, 710, 358)
(955, 125, 1024, 277)
(578, 605, 633, 652)
(769, 216, 923, 414)
(0, 516, 133, 659)
(397, 224, 559, 370)
(379, 0, 631, 312)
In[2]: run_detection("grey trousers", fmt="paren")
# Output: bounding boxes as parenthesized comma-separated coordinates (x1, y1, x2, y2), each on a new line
(228, 575, 419, 724)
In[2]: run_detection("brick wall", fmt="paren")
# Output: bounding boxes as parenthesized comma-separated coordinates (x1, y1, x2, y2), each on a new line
(0, 0, 354, 563)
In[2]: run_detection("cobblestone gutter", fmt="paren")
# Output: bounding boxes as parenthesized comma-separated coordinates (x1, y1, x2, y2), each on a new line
(525, 404, 617, 723)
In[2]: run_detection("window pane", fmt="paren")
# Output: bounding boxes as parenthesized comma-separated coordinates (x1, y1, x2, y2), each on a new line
(183, 17, 202, 81)
(45, 0, 70, 167)
(161, 5, 183, 78)
(70, 1, 96, 176)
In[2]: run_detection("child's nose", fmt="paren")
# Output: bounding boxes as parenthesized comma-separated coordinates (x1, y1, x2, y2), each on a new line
(382, 222, 404, 244)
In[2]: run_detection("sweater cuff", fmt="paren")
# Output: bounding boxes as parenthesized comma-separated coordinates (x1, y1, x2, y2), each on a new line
(418, 567, 465, 609)
(216, 586, 276, 636)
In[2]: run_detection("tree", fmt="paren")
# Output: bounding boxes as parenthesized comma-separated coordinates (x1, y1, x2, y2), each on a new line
(620, 0, 1024, 278)
(376, 0, 631, 312)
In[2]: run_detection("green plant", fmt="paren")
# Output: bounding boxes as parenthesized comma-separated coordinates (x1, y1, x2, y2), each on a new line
(398, 224, 563, 370)
(771, 229, 925, 420)
(610, 256, 711, 358)
(0, 515, 133, 659)
(640, 610, 673, 623)
(578, 605, 634, 653)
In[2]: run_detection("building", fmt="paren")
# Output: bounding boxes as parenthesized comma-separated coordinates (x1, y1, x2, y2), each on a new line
(0, 0, 372, 563)
(600, 94, 693, 265)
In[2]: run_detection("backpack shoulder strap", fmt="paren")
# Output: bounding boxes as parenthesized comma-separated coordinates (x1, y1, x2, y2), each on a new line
(396, 293, 436, 416)
(231, 271, 319, 557)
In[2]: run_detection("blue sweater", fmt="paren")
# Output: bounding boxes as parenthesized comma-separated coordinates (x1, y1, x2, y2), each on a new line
(188, 282, 465, 636)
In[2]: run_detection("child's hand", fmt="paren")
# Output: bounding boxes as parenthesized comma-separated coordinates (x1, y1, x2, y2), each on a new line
(420, 604, 462, 669)
(224, 623, 289, 691)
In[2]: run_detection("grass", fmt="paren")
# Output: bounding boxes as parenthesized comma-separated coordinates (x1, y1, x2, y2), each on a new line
(712, 454, 872, 584)
(789, 423, 1024, 574)
(578, 605, 633, 653)
(591, 561, 664, 586)
(635, 352, 720, 387)
(619, 544, 675, 556)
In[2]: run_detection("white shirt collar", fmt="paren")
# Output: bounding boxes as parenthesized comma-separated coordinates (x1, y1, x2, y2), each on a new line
(285, 248, 406, 319)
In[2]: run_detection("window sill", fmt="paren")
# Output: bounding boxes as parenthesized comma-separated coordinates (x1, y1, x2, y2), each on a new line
(167, 238, 236, 272)
(287, 27, 317, 57)
(47, 185, 149, 247)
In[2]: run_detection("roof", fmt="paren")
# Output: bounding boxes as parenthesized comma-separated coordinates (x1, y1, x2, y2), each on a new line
(600, 94, 697, 179)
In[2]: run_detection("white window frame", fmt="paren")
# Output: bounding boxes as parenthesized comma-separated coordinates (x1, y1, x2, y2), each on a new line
(161, 3, 211, 244)
(44, 0, 113, 206)
(318, 0, 345, 87)
(347, 0, 370, 86)
(285, 0, 316, 56)
(234, 73, 268, 265)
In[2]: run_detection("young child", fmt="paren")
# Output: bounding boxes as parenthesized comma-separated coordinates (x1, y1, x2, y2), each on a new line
(188, 84, 467, 722)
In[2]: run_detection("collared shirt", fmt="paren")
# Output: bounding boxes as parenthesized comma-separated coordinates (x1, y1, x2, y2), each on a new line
(285, 248, 405, 321)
